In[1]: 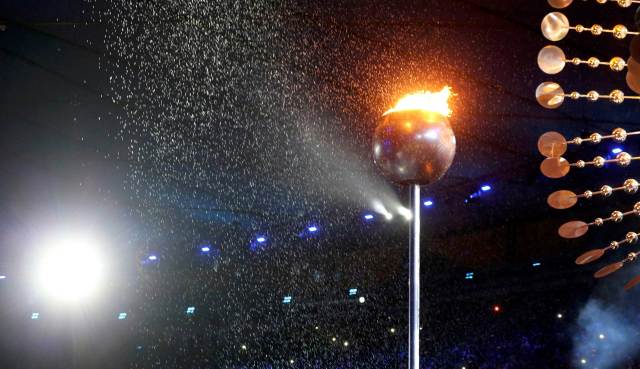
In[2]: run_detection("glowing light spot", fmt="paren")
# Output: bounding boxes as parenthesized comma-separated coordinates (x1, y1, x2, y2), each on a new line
(481, 185, 492, 192)
(358, 296, 366, 304)
(256, 236, 266, 243)
(118, 312, 127, 320)
(612, 147, 623, 154)
(384, 87, 453, 117)
(307, 226, 318, 232)
(148, 255, 157, 261)
(423, 200, 434, 207)
(363, 214, 374, 220)
(31, 313, 39, 320)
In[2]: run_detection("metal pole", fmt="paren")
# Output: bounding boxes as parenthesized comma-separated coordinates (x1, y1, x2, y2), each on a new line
(409, 184, 420, 369)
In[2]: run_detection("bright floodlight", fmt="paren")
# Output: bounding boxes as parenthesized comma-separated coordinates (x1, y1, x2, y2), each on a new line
(35, 235, 105, 304)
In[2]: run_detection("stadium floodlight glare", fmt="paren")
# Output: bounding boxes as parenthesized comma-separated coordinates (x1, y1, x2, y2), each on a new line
(35, 234, 106, 304)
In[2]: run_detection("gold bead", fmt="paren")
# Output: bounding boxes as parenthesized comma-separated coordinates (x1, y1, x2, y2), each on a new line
(572, 57, 581, 65)
(612, 210, 624, 222)
(613, 128, 627, 142)
(587, 57, 600, 68)
(609, 57, 626, 72)
(590, 132, 602, 143)
(613, 24, 628, 39)
(617, 152, 632, 166)
(593, 156, 605, 167)
(575, 24, 585, 33)
(591, 25, 603, 35)
(601, 185, 613, 196)
(610, 89, 625, 104)
(618, 0, 632, 7)
(587, 90, 600, 101)
(570, 91, 580, 99)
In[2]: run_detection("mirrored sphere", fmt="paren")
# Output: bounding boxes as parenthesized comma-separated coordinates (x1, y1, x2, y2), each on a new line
(372, 110, 456, 185)
(538, 45, 566, 74)
(536, 82, 565, 109)
(548, 0, 573, 9)
(541, 12, 570, 41)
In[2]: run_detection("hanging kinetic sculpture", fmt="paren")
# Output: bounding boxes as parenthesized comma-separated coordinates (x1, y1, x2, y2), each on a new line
(537, 0, 640, 290)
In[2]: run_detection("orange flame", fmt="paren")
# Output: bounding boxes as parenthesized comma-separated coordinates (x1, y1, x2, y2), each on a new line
(384, 86, 453, 117)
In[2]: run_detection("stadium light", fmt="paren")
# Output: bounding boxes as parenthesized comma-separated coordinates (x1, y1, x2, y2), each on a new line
(34, 233, 106, 304)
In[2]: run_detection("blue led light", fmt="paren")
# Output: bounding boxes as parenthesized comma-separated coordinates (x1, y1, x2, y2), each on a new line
(118, 312, 127, 320)
(423, 200, 434, 207)
(201, 246, 210, 252)
(282, 296, 292, 304)
(348, 288, 358, 296)
(612, 147, 623, 154)
(148, 255, 157, 261)
(186, 306, 196, 314)
(308, 226, 318, 232)
(0, 275, 5, 280)
(363, 214, 374, 220)
(31, 313, 39, 320)
(256, 236, 266, 243)
(465, 272, 474, 280)
(532, 262, 541, 267)
(481, 185, 492, 192)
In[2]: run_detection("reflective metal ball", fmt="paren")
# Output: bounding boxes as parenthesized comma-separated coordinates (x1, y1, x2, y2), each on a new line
(373, 110, 456, 185)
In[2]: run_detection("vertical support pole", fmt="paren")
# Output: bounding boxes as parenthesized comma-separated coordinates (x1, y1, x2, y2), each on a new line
(409, 184, 421, 369)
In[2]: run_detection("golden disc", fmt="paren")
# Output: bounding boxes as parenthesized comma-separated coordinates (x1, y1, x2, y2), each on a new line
(558, 220, 588, 239)
(535, 82, 565, 109)
(575, 249, 605, 265)
(540, 157, 570, 179)
(538, 131, 567, 157)
(624, 275, 640, 290)
(627, 57, 640, 77)
(594, 262, 624, 279)
(547, 190, 577, 209)
(537, 45, 566, 74)
(541, 12, 570, 42)
(548, 0, 573, 9)
(626, 71, 640, 95)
